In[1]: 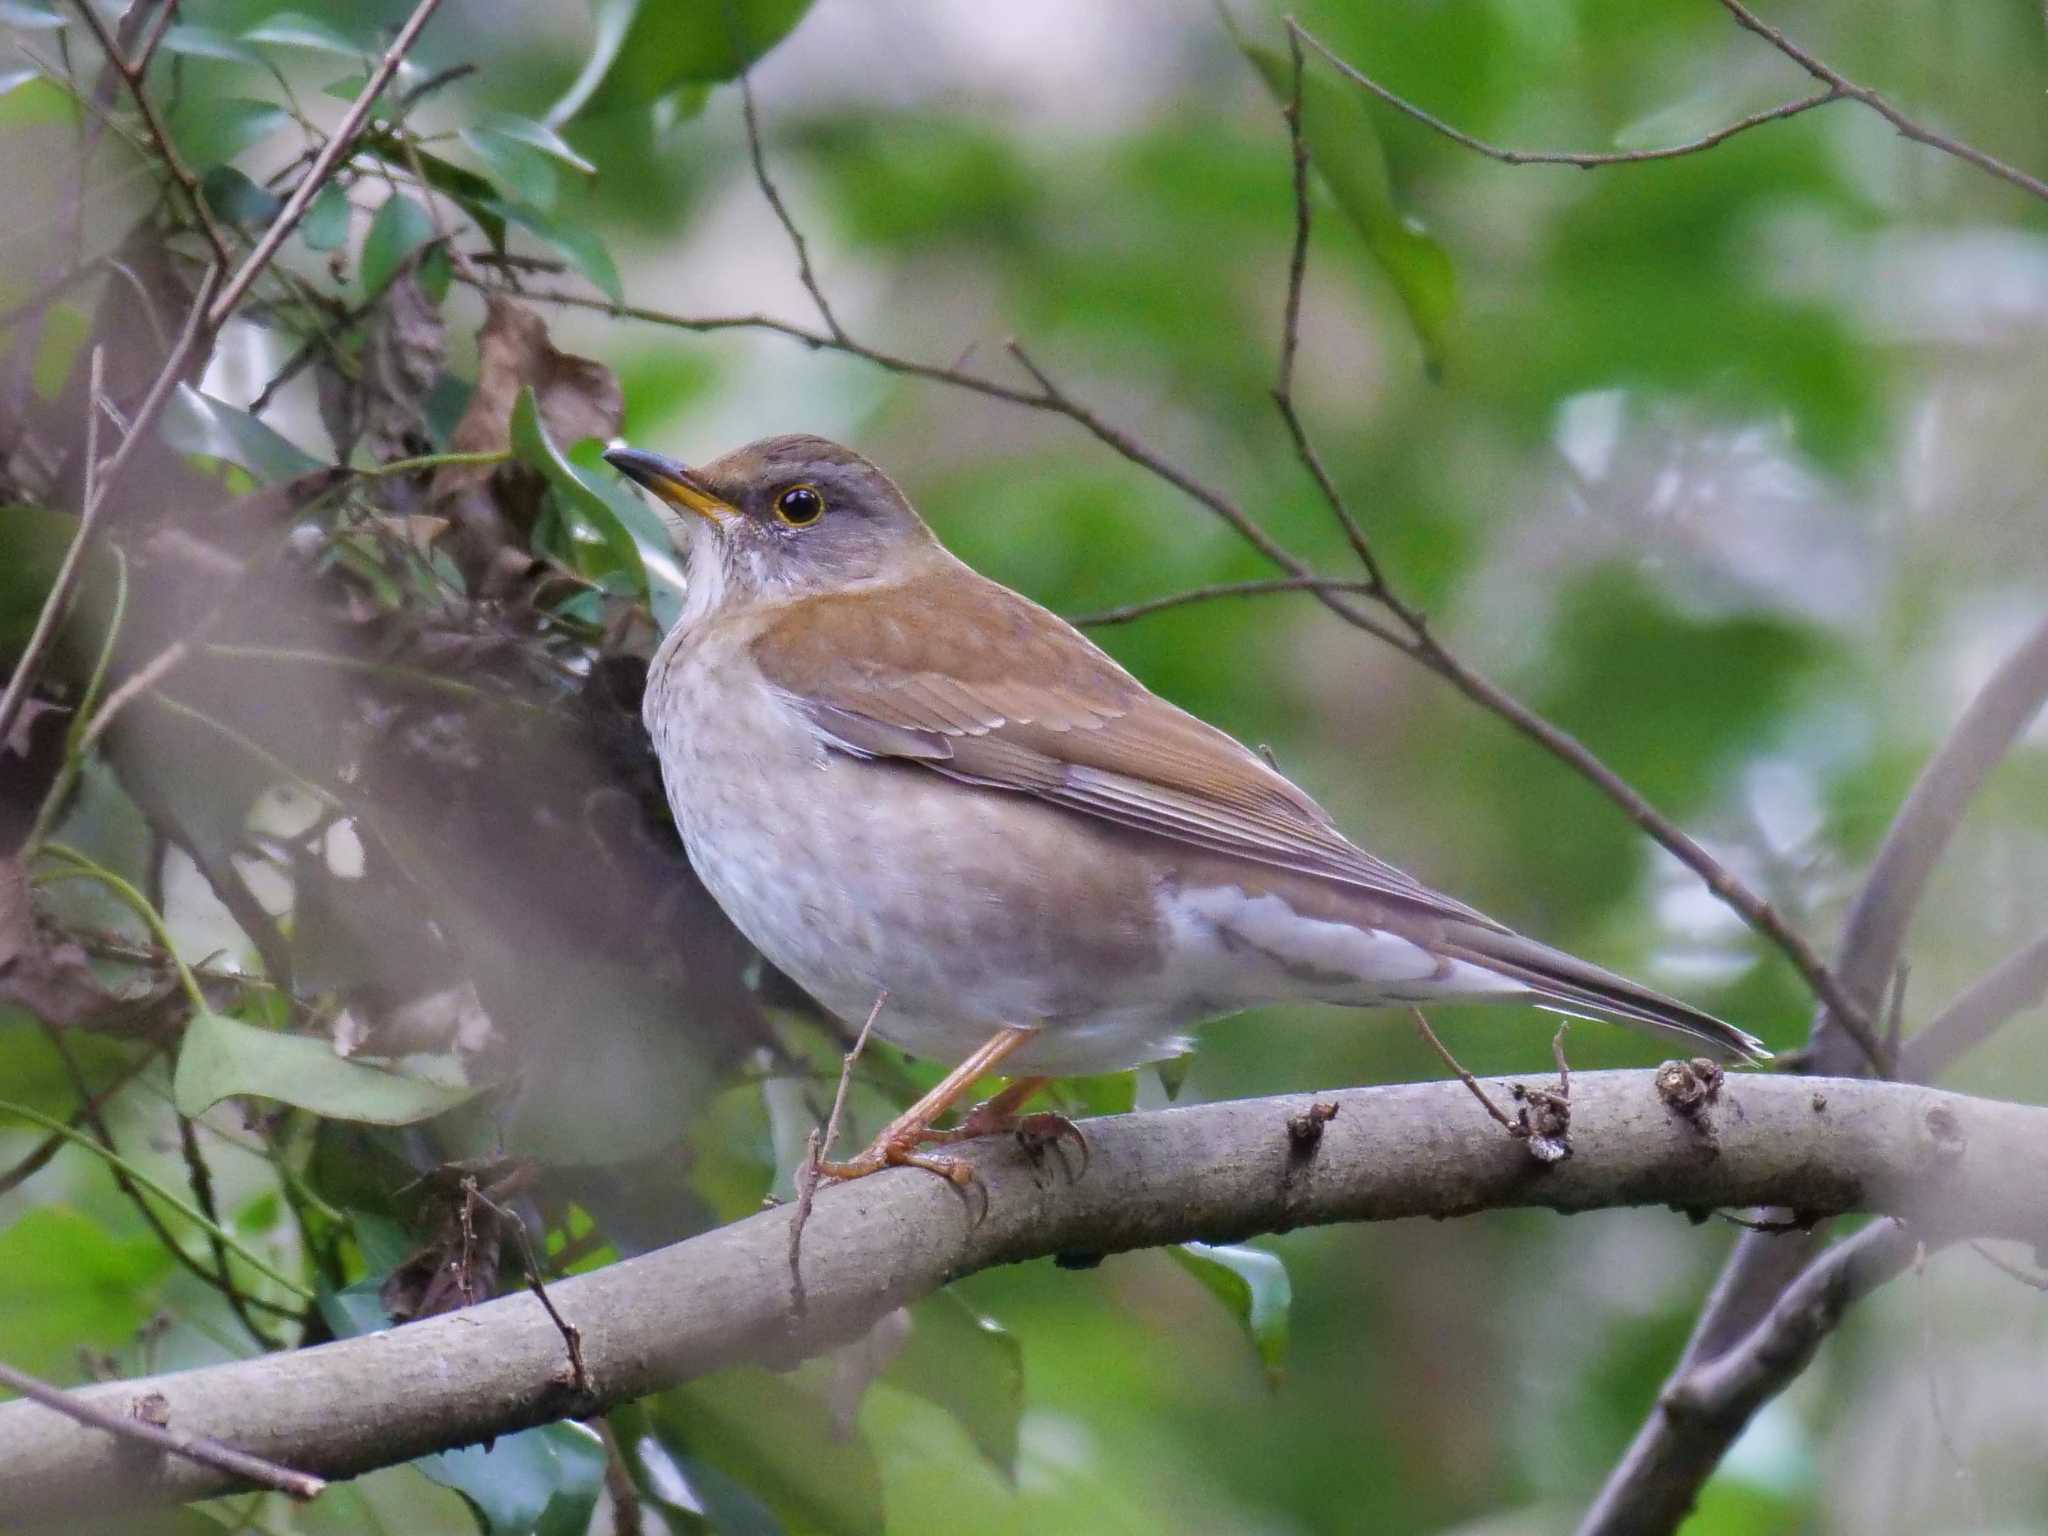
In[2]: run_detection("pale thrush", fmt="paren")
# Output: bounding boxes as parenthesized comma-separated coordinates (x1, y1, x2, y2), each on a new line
(606, 435, 1766, 1180)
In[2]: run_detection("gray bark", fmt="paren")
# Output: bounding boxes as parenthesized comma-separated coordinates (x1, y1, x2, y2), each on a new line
(1, 1069, 2040, 1521)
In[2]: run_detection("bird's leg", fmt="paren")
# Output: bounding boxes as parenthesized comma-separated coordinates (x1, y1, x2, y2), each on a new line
(813, 1025, 1038, 1186)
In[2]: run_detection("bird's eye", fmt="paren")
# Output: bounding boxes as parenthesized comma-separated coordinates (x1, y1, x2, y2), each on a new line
(774, 485, 824, 527)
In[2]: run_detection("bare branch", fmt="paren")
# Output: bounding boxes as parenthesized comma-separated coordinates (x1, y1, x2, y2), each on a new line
(1292, 20, 1843, 170)
(1576, 1221, 1920, 1535)
(69, 0, 235, 268)
(1069, 576, 1381, 627)
(1291, 7, 2048, 206)
(1820, 613, 2048, 1071)
(1, 1069, 2040, 1519)
(1716, 0, 2048, 204)
(0, 1358, 324, 1503)
(737, 69, 847, 343)
(1901, 931, 2048, 1083)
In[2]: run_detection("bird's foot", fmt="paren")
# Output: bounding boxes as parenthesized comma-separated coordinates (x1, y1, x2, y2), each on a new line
(918, 1090, 1089, 1179)
(812, 1136, 977, 1187)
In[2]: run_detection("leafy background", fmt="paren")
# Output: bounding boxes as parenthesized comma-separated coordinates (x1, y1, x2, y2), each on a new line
(3, 0, 2048, 1532)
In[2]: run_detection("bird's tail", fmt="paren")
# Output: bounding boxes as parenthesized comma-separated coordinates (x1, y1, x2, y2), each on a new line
(1437, 922, 1770, 1062)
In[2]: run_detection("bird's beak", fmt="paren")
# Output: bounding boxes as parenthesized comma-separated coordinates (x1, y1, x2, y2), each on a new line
(602, 445, 734, 524)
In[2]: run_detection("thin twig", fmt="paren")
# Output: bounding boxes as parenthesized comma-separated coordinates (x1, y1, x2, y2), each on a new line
(1268, 31, 1398, 591)
(468, 1178, 591, 1396)
(205, 0, 449, 331)
(0, 1358, 324, 1501)
(788, 990, 887, 1311)
(737, 69, 846, 342)
(1902, 930, 2048, 1083)
(0, 1046, 159, 1198)
(1291, 20, 1843, 171)
(1410, 1008, 1518, 1135)
(1967, 1240, 2048, 1293)
(1070, 576, 1382, 626)
(178, 1116, 288, 1348)
(40, 1027, 295, 1329)
(1716, 0, 2048, 205)
(69, 0, 235, 268)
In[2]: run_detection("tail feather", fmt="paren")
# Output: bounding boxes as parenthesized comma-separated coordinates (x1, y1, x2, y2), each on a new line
(1438, 924, 1770, 1063)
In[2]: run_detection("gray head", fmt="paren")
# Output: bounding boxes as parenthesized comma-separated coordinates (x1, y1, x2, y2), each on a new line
(604, 434, 941, 617)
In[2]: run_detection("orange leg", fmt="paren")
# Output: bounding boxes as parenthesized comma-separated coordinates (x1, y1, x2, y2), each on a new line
(814, 1025, 1040, 1186)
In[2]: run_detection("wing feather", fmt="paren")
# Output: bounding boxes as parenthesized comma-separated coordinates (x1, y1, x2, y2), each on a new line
(752, 572, 1501, 928)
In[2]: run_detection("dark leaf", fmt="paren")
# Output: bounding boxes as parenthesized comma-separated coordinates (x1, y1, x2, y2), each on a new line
(199, 164, 282, 227)
(553, 0, 818, 121)
(242, 11, 376, 57)
(161, 386, 326, 481)
(417, 1422, 607, 1536)
(360, 193, 438, 299)
(300, 181, 353, 251)
(164, 96, 289, 173)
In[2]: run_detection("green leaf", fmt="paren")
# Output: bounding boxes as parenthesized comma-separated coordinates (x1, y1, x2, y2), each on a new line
(881, 1292, 1024, 1478)
(161, 385, 326, 481)
(473, 112, 598, 176)
(164, 96, 288, 172)
(511, 385, 647, 597)
(651, 1367, 884, 1536)
(567, 436, 683, 624)
(1058, 1070, 1137, 1118)
(0, 1207, 174, 1380)
(301, 180, 353, 251)
(200, 164, 282, 227)
(242, 12, 376, 57)
(1171, 1241, 1292, 1385)
(160, 23, 264, 66)
(558, 0, 819, 120)
(318, 1275, 393, 1340)
(417, 1422, 607, 1536)
(360, 192, 437, 298)
(1241, 39, 1457, 377)
(364, 136, 507, 249)
(487, 197, 624, 303)
(461, 126, 560, 211)
(173, 1010, 478, 1125)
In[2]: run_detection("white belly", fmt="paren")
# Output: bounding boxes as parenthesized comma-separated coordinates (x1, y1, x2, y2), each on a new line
(645, 623, 1523, 1075)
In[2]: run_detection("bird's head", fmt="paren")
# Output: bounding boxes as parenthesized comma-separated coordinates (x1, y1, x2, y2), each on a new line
(604, 434, 941, 616)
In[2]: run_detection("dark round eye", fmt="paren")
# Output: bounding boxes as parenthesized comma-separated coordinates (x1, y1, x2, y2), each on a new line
(774, 485, 824, 526)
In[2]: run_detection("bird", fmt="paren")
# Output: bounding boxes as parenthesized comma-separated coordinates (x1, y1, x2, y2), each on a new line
(605, 434, 1767, 1182)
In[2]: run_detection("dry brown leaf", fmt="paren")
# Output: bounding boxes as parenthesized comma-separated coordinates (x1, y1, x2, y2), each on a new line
(432, 296, 623, 586)
(0, 854, 120, 1026)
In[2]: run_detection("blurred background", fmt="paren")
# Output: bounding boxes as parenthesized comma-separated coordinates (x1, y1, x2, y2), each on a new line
(3, 0, 2048, 1531)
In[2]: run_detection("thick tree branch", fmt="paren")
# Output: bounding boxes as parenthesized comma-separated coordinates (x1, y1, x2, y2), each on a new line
(1, 1070, 2040, 1520)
